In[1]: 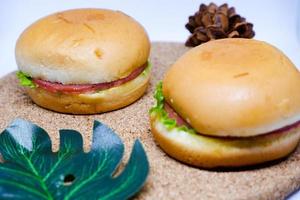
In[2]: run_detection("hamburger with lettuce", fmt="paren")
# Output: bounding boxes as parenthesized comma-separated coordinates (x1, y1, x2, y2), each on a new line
(15, 8, 151, 114)
(150, 38, 300, 168)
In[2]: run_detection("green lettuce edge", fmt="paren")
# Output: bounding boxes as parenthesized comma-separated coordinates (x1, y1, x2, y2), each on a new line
(142, 61, 152, 76)
(16, 71, 36, 88)
(149, 82, 196, 134)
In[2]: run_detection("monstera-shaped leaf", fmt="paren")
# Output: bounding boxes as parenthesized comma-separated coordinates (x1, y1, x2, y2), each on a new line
(0, 119, 149, 200)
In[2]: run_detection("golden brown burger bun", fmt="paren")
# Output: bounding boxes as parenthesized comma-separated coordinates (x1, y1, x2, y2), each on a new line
(163, 39, 300, 137)
(150, 115, 300, 168)
(16, 8, 150, 84)
(27, 69, 150, 114)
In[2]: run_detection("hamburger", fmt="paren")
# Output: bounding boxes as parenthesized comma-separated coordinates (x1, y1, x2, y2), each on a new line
(15, 8, 151, 114)
(150, 38, 300, 168)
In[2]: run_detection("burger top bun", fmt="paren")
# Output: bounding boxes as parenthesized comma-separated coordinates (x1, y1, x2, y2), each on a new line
(163, 38, 300, 137)
(15, 8, 150, 84)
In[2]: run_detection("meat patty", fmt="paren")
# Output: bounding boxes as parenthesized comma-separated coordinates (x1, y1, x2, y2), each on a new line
(33, 63, 147, 94)
(164, 102, 300, 138)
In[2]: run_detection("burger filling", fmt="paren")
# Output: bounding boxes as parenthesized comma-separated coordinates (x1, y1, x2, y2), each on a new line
(16, 62, 151, 94)
(150, 82, 300, 140)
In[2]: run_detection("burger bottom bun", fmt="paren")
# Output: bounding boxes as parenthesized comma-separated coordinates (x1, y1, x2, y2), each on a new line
(150, 115, 300, 168)
(26, 70, 150, 114)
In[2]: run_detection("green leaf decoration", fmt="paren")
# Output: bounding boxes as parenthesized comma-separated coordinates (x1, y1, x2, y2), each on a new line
(16, 71, 35, 88)
(0, 119, 149, 200)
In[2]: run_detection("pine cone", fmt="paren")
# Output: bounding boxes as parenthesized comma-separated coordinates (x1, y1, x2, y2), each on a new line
(185, 3, 255, 47)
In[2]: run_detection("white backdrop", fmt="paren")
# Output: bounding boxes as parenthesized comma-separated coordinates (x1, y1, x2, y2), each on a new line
(1, 0, 300, 199)
(1, 0, 300, 76)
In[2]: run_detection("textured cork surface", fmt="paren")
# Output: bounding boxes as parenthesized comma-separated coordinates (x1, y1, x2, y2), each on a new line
(1, 42, 300, 200)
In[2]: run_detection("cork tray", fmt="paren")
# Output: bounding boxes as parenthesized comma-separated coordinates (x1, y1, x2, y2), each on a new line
(1, 42, 300, 200)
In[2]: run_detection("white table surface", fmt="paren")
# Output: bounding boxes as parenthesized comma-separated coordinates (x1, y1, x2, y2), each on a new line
(1, 0, 300, 199)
